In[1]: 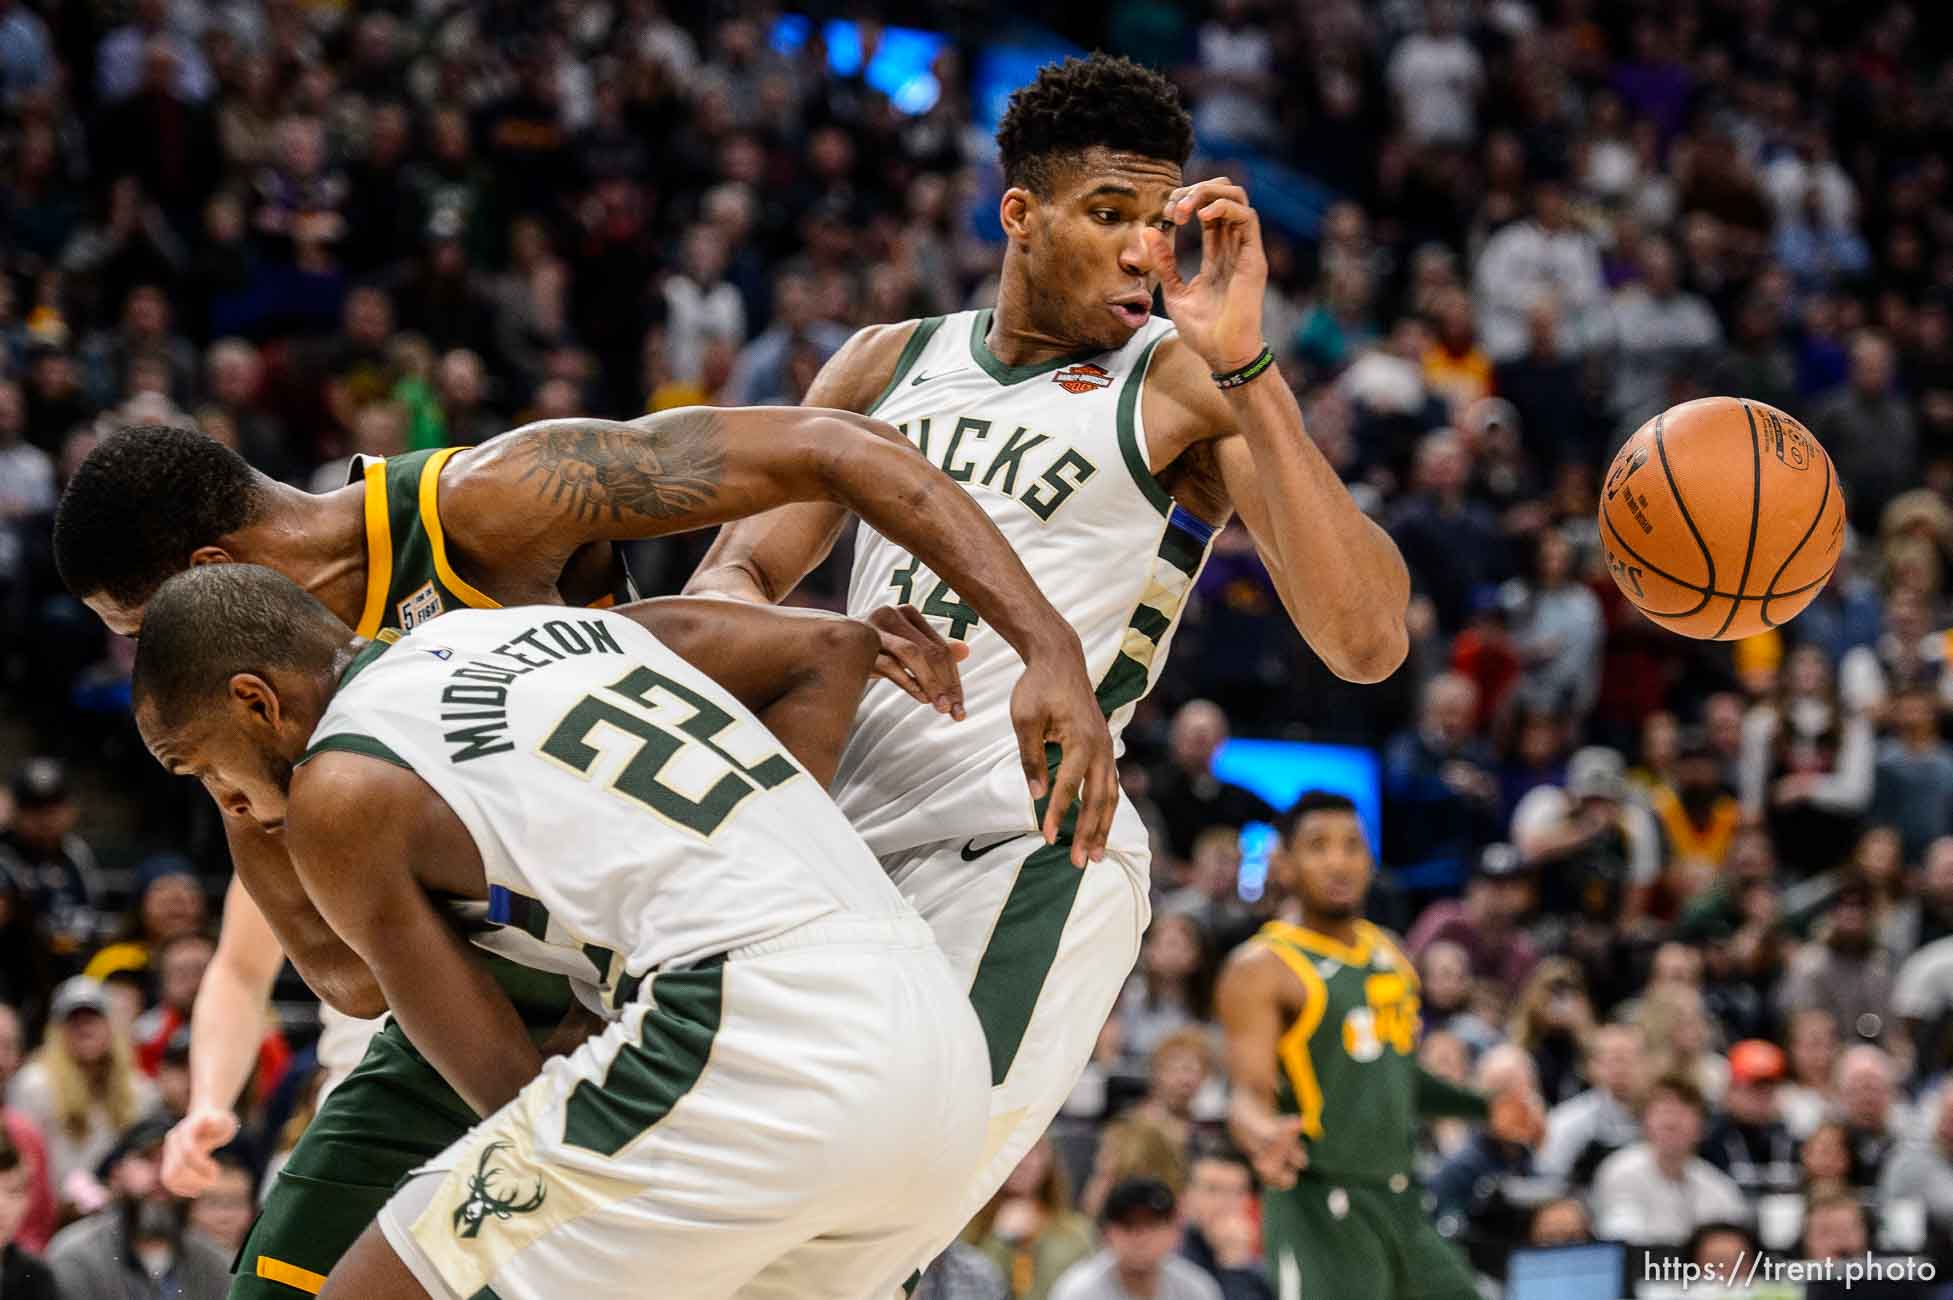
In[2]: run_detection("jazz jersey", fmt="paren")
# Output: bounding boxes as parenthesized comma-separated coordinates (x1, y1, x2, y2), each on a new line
(301, 607, 913, 1008)
(834, 309, 1217, 855)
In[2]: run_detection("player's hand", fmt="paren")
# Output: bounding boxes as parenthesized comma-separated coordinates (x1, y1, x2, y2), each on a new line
(1236, 1108, 1308, 1190)
(161, 1106, 238, 1198)
(865, 605, 970, 718)
(1140, 177, 1269, 377)
(1010, 655, 1118, 868)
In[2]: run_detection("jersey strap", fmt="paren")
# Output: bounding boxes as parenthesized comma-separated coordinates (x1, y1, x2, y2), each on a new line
(1253, 925, 1330, 1139)
(1094, 505, 1216, 716)
(866, 316, 946, 415)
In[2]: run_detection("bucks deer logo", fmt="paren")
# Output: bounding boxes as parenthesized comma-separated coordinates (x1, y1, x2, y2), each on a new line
(451, 1141, 546, 1239)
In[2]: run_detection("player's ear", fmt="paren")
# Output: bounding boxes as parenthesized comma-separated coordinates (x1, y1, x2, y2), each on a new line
(999, 187, 1037, 245)
(229, 672, 282, 730)
(189, 545, 235, 568)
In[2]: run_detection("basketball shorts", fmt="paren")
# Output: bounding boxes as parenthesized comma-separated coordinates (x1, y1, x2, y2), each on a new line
(375, 913, 989, 1300)
(880, 802, 1151, 1247)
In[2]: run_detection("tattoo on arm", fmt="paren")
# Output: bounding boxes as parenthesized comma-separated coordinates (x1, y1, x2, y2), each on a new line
(516, 413, 728, 524)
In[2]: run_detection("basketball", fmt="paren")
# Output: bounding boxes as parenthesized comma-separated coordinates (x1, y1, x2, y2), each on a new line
(1599, 397, 1846, 641)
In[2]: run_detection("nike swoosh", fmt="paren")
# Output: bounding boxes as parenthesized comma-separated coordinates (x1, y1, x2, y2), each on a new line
(909, 371, 938, 386)
(960, 833, 1025, 862)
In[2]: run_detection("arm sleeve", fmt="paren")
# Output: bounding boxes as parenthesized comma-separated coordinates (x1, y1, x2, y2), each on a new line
(1808, 715, 1875, 812)
(1416, 1064, 1491, 1120)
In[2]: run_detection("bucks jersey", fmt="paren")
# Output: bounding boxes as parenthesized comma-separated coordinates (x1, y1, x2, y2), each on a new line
(303, 606, 913, 1009)
(1253, 920, 1428, 1184)
(833, 309, 1216, 855)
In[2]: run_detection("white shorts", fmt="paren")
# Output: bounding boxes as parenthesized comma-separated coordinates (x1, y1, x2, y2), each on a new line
(882, 809, 1151, 1243)
(375, 913, 988, 1300)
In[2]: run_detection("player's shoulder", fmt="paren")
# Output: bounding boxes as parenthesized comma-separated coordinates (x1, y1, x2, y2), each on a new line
(808, 318, 938, 414)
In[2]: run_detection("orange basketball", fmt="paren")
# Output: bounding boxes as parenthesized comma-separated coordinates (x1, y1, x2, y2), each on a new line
(1598, 397, 1845, 641)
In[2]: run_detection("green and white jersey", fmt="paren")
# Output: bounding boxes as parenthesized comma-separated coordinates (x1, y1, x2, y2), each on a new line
(302, 606, 912, 1011)
(833, 309, 1216, 856)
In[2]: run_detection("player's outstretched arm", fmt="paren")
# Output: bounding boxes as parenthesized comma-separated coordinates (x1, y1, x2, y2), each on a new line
(1215, 943, 1308, 1190)
(452, 400, 1118, 865)
(616, 596, 891, 787)
(162, 873, 282, 1197)
(1141, 179, 1410, 684)
(288, 753, 541, 1118)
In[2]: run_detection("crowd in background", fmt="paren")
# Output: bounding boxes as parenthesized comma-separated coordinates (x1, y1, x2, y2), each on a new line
(6, 0, 1953, 1295)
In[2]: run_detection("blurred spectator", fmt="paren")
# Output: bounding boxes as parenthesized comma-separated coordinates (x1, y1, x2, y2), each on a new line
(1390, 431, 1508, 636)
(184, 1146, 254, 1256)
(1878, 1082, 1953, 1242)
(1387, 0, 1483, 150)
(79, 284, 197, 413)
(1049, 1178, 1220, 1300)
(6, 977, 157, 1201)
(1493, 299, 1589, 473)
(1529, 1197, 1595, 1246)
(1175, 1147, 1270, 1300)
(1509, 527, 1604, 722)
(1383, 673, 1500, 897)
(1740, 645, 1875, 877)
(1431, 1044, 1545, 1235)
(970, 1138, 1096, 1300)
(1474, 177, 1611, 364)
(1779, 1010, 1843, 1141)
(1161, 830, 1254, 957)
(663, 225, 745, 386)
(1508, 959, 1598, 1106)
(0, 0, 54, 108)
(0, 1004, 51, 1255)
(1801, 1120, 1858, 1198)
(1871, 686, 1953, 864)
(435, 350, 502, 448)
(0, 759, 106, 961)
(722, 270, 849, 406)
(1116, 915, 1210, 1072)
(1835, 1046, 1906, 1186)
(1415, 939, 1503, 1059)
(917, 1244, 1010, 1300)
(1512, 746, 1661, 940)
(1811, 332, 1918, 529)
(1779, 877, 1895, 1047)
(0, 1129, 55, 1300)
(1701, 1040, 1798, 1195)
(44, 1117, 227, 1300)
(1148, 702, 1275, 864)
(1538, 1022, 1648, 1184)
(83, 855, 205, 984)
(1687, 1221, 1759, 1275)
(1609, 236, 1722, 434)
(1800, 1191, 1869, 1262)
(1590, 1074, 1750, 1246)
(1406, 843, 1540, 1000)
(95, 0, 212, 104)
(1646, 732, 1743, 913)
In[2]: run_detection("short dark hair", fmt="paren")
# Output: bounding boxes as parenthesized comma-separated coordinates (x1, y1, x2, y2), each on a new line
(995, 54, 1193, 196)
(1644, 1071, 1707, 1116)
(132, 565, 348, 731)
(1276, 790, 1358, 840)
(55, 424, 267, 608)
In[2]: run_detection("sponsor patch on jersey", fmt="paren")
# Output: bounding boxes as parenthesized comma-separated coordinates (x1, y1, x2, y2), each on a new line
(398, 581, 445, 630)
(1052, 362, 1113, 394)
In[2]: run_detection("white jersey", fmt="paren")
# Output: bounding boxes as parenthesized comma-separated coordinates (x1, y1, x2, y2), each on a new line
(304, 606, 912, 1009)
(834, 308, 1216, 856)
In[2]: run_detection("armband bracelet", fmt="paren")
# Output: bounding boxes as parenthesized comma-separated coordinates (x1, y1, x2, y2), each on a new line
(1212, 345, 1275, 390)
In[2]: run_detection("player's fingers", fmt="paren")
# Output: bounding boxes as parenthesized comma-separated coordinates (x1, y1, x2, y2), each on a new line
(1013, 712, 1050, 811)
(880, 631, 951, 711)
(1075, 749, 1117, 865)
(1169, 178, 1243, 222)
(1140, 228, 1185, 294)
(899, 604, 965, 718)
(1046, 750, 1090, 862)
(872, 651, 933, 705)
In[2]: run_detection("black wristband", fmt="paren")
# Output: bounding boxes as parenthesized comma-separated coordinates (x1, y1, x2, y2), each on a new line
(1212, 344, 1275, 390)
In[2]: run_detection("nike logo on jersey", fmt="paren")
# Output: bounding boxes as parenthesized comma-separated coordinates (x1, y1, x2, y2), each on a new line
(910, 370, 946, 386)
(960, 833, 1025, 861)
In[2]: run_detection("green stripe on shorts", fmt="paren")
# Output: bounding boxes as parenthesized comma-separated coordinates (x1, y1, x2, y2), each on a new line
(562, 966, 722, 1157)
(967, 836, 1086, 1087)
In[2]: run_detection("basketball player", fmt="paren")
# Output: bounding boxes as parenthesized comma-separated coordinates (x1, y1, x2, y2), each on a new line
(53, 410, 1113, 1296)
(128, 564, 990, 1299)
(1215, 793, 1537, 1300)
(687, 54, 1411, 1231)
